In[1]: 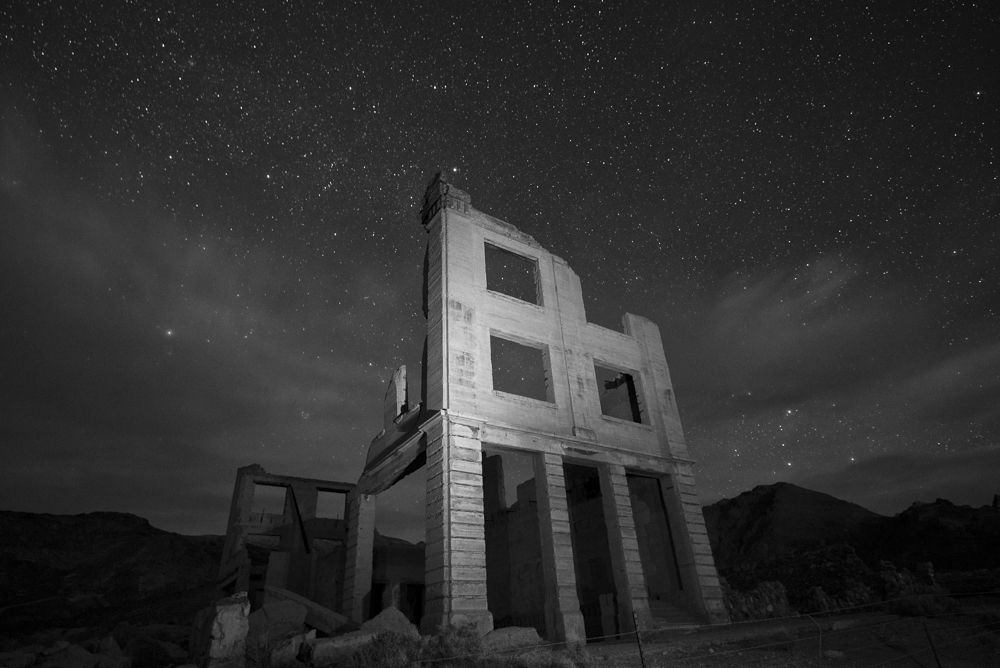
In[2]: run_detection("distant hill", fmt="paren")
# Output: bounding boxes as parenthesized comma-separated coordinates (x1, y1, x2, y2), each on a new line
(702, 482, 880, 570)
(851, 497, 1000, 571)
(703, 483, 1000, 573)
(0, 511, 223, 610)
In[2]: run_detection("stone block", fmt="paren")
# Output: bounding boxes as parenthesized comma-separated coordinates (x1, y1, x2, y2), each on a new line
(269, 630, 314, 666)
(191, 592, 249, 668)
(39, 645, 100, 668)
(247, 599, 307, 644)
(95, 655, 130, 668)
(2, 652, 38, 668)
(452, 496, 486, 512)
(263, 586, 357, 635)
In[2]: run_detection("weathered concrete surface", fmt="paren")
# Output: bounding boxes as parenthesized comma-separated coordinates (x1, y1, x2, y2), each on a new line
(343, 490, 376, 623)
(190, 592, 250, 667)
(306, 606, 420, 667)
(263, 585, 357, 635)
(268, 629, 315, 666)
(247, 599, 307, 644)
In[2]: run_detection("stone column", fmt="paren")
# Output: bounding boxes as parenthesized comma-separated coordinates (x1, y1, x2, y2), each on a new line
(422, 416, 493, 634)
(534, 453, 586, 646)
(342, 489, 376, 622)
(659, 466, 728, 624)
(598, 463, 652, 634)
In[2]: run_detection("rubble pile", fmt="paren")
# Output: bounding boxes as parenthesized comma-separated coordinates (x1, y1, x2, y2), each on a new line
(719, 579, 795, 621)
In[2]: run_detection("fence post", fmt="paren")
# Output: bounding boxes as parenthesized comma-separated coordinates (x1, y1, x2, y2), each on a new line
(632, 611, 647, 668)
(922, 619, 943, 668)
(808, 615, 822, 658)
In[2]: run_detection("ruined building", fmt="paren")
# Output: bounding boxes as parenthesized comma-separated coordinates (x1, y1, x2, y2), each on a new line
(341, 173, 728, 643)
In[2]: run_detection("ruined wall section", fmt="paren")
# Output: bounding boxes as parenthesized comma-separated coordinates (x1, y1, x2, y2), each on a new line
(425, 203, 689, 463)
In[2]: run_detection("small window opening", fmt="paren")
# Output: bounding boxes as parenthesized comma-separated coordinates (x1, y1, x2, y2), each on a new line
(491, 335, 552, 402)
(316, 490, 346, 519)
(250, 484, 287, 522)
(594, 364, 645, 423)
(485, 242, 540, 305)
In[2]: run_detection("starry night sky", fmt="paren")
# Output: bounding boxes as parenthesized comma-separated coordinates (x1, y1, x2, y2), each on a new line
(2, 1, 998, 541)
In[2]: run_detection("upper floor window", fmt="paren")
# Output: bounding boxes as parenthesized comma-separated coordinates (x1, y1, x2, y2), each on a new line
(491, 334, 553, 402)
(594, 363, 647, 424)
(485, 242, 541, 305)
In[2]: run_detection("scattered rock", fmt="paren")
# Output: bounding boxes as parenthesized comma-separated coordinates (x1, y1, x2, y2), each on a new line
(0, 651, 39, 668)
(248, 599, 308, 644)
(263, 585, 357, 635)
(823, 649, 846, 658)
(124, 636, 172, 668)
(270, 629, 315, 665)
(190, 591, 250, 668)
(97, 635, 123, 656)
(306, 606, 420, 667)
(38, 644, 99, 668)
(95, 655, 132, 668)
(359, 606, 420, 641)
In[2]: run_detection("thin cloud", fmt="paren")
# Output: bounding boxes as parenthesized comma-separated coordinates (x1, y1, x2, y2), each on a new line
(797, 445, 1000, 515)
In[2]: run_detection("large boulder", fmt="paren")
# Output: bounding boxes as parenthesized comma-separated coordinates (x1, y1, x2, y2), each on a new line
(190, 592, 250, 667)
(306, 606, 420, 667)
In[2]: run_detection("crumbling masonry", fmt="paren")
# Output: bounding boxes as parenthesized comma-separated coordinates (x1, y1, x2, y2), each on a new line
(343, 173, 728, 644)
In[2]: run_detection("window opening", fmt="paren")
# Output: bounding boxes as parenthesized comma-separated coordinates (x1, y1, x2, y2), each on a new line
(491, 335, 552, 402)
(316, 490, 346, 520)
(594, 364, 644, 423)
(250, 483, 287, 523)
(485, 242, 540, 305)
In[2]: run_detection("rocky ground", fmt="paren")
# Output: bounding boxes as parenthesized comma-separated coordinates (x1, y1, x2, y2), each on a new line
(590, 604, 1000, 668)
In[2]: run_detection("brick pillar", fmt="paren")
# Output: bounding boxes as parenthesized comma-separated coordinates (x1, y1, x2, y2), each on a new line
(422, 416, 493, 634)
(660, 466, 728, 624)
(534, 453, 586, 646)
(598, 463, 652, 634)
(342, 489, 375, 622)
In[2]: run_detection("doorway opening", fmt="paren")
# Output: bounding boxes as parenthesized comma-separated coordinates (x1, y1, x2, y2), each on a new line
(482, 447, 546, 637)
(563, 463, 617, 640)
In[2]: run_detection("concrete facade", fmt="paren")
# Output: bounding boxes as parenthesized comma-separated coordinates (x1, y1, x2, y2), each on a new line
(219, 465, 353, 611)
(351, 173, 727, 643)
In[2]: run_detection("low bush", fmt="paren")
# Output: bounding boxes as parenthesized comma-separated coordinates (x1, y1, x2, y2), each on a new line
(886, 593, 958, 617)
(344, 624, 593, 668)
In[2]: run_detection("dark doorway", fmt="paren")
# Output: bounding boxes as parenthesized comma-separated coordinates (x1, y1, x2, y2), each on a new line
(627, 474, 686, 614)
(563, 463, 617, 640)
(482, 449, 546, 637)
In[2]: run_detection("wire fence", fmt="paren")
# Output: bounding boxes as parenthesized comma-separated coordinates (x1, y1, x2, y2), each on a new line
(339, 590, 1000, 668)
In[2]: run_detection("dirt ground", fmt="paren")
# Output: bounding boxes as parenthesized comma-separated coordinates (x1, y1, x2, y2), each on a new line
(585, 604, 1000, 668)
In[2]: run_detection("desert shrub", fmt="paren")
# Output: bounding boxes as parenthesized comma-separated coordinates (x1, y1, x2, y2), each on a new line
(345, 624, 596, 668)
(420, 622, 484, 668)
(886, 593, 958, 617)
(344, 632, 424, 668)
